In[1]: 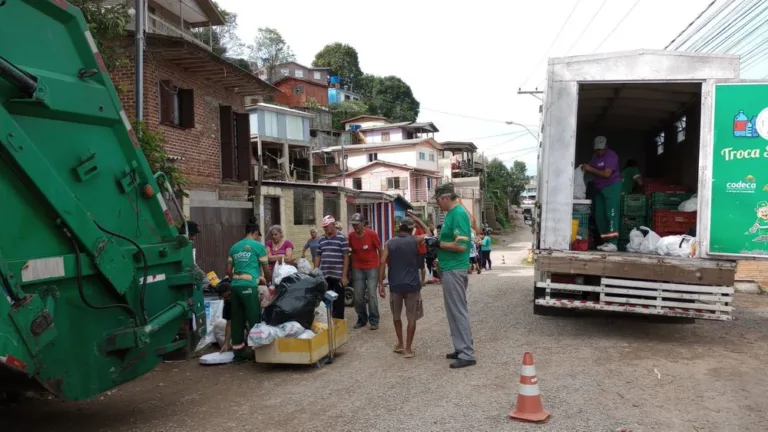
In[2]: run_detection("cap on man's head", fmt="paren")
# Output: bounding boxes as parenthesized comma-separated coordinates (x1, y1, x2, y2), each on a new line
(594, 136, 607, 150)
(400, 217, 415, 231)
(321, 215, 336, 227)
(350, 213, 364, 225)
(433, 182, 456, 199)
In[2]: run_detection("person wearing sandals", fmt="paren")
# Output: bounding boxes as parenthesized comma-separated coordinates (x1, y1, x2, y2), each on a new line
(378, 217, 425, 358)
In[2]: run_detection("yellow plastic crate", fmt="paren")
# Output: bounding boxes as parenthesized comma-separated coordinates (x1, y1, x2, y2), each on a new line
(253, 319, 349, 365)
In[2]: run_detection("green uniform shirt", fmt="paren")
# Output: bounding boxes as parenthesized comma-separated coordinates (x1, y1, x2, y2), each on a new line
(481, 236, 491, 251)
(228, 238, 267, 286)
(622, 166, 641, 195)
(437, 204, 471, 271)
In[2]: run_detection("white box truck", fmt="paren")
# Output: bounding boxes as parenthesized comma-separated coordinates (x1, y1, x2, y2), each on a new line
(533, 49, 768, 321)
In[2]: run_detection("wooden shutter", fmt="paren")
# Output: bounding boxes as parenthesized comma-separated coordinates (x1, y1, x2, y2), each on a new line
(159, 80, 173, 124)
(400, 176, 408, 190)
(235, 112, 252, 181)
(219, 106, 235, 180)
(381, 178, 388, 191)
(179, 88, 195, 128)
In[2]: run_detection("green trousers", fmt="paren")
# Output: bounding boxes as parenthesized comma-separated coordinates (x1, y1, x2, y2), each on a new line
(230, 282, 261, 350)
(594, 182, 621, 245)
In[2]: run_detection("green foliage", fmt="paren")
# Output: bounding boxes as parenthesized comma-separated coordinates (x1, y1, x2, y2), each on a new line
(484, 158, 529, 227)
(133, 120, 187, 192)
(312, 43, 363, 88)
(360, 75, 420, 122)
(191, 2, 251, 71)
(249, 27, 296, 81)
(70, 0, 129, 71)
(509, 160, 529, 205)
(329, 100, 369, 130)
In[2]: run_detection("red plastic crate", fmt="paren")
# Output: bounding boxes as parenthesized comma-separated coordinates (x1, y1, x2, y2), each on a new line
(645, 184, 691, 196)
(652, 210, 696, 234)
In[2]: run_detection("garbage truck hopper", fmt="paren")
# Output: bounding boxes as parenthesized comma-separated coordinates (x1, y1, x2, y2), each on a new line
(0, 1, 204, 400)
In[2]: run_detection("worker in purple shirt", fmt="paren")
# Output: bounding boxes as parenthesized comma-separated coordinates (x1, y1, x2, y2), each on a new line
(581, 136, 622, 252)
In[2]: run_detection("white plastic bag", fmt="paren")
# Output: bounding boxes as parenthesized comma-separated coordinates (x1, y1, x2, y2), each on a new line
(212, 318, 227, 348)
(626, 228, 644, 253)
(199, 351, 234, 365)
(314, 303, 328, 323)
(297, 330, 316, 339)
(678, 194, 698, 212)
(273, 259, 298, 286)
(656, 235, 695, 257)
(573, 167, 587, 199)
(297, 257, 313, 274)
(638, 226, 661, 254)
(195, 298, 224, 352)
(277, 321, 305, 338)
(247, 323, 285, 347)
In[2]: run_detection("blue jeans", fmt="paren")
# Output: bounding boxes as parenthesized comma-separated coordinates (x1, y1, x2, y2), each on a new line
(353, 268, 379, 325)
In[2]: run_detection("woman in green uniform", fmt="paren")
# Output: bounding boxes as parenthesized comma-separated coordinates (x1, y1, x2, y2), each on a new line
(226, 217, 270, 362)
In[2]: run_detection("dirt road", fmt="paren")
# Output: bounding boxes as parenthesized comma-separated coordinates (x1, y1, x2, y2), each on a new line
(4, 230, 768, 431)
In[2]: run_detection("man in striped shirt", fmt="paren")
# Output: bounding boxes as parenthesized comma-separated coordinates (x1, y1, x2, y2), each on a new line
(314, 215, 350, 319)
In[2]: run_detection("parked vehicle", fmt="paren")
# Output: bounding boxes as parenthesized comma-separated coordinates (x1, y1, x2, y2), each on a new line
(533, 50, 763, 321)
(0, 3, 203, 401)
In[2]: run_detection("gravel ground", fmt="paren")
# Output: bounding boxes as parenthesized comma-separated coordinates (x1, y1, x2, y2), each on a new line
(4, 230, 768, 432)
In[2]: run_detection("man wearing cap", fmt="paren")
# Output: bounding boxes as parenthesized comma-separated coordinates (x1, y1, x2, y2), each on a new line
(315, 215, 350, 319)
(348, 213, 383, 330)
(378, 217, 425, 358)
(429, 183, 476, 369)
(581, 136, 622, 252)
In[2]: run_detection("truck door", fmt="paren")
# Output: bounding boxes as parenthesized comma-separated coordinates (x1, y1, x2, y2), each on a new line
(699, 80, 768, 259)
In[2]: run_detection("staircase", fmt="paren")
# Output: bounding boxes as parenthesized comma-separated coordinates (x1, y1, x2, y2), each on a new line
(484, 200, 503, 231)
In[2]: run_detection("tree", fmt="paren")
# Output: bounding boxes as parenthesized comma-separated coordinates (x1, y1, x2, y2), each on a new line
(312, 43, 363, 89)
(329, 100, 369, 130)
(509, 160, 529, 205)
(250, 27, 296, 81)
(70, 0, 129, 71)
(362, 75, 420, 122)
(191, 2, 252, 71)
(485, 159, 513, 227)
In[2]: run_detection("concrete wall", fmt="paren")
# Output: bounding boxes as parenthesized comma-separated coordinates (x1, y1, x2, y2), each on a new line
(365, 128, 405, 143)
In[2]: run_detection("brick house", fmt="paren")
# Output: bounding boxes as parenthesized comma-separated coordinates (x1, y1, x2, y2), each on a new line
(272, 76, 329, 107)
(109, 0, 276, 273)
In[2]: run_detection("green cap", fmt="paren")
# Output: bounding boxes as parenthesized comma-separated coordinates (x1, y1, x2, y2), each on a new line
(400, 217, 415, 230)
(433, 182, 455, 199)
(756, 201, 768, 210)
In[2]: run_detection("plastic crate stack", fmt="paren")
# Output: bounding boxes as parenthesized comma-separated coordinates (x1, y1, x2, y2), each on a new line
(572, 205, 590, 240)
(646, 183, 695, 237)
(619, 194, 647, 251)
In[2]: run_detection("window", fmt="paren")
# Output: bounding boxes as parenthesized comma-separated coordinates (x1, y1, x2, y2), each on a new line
(429, 152, 435, 161)
(419, 151, 426, 160)
(286, 116, 304, 141)
(675, 115, 686, 142)
(313, 71, 322, 80)
(344, 94, 351, 101)
(655, 132, 665, 155)
(381, 131, 391, 142)
(159, 80, 194, 128)
(384, 177, 406, 190)
(280, 68, 289, 76)
(294, 69, 304, 78)
(367, 153, 378, 162)
(323, 192, 339, 219)
(352, 178, 363, 190)
(294, 85, 304, 95)
(264, 110, 279, 137)
(293, 189, 316, 225)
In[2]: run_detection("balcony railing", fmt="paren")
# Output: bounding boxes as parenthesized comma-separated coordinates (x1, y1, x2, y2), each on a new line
(410, 188, 436, 202)
(294, 108, 333, 131)
(128, 12, 212, 51)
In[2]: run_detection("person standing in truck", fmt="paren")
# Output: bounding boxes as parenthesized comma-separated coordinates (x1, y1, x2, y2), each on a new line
(226, 217, 270, 363)
(621, 159, 643, 195)
(581, 136, 622, 252)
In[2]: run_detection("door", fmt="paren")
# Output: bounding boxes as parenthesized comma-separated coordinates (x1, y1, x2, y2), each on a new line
(263, 196, 281, 228)
(700, 80, 768, 258)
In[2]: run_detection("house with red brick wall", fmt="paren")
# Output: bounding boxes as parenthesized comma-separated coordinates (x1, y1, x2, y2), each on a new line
(272, 76, 329, 107)
(108, 0, 276, 272)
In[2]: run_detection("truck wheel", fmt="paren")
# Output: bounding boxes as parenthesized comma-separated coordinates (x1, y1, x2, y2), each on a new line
(345, 286, 354, 307)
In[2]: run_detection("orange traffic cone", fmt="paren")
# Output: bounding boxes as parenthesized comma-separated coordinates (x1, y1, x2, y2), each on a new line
(509, 352, 550, 423)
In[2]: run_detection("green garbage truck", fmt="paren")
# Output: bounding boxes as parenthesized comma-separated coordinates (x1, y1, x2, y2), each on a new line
(0, 1, 204, 401)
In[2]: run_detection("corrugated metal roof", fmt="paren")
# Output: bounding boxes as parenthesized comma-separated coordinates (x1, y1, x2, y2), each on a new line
(315, 138, 442, 153)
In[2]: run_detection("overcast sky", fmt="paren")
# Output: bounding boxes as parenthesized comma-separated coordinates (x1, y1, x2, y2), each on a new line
(216, 0, 712, 174)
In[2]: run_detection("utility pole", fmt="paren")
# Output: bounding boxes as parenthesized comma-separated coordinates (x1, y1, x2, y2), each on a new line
(134, 0, 144, 121)
(481, 152, 487, 226)
(340, 137, 346, 186)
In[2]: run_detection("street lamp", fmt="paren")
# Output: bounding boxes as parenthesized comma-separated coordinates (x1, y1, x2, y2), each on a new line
(504, 121, 539, 141)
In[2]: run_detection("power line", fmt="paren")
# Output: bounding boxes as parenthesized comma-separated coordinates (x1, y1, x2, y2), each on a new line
(593, 0, 641, 52)
(519, 0, 585, 88)
(453, 131, 529, 142)
(670, 0, 734, 50)
(421, 107, 537, 126)
(564, 0, 610, 56)
(690, 0, 761, 52)
(664, 0, 720, 49)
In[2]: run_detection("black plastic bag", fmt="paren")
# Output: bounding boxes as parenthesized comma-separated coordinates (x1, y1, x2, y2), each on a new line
(263, 273, 327, 329)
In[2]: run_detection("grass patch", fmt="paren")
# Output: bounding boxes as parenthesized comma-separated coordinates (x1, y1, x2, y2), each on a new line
(520, 257, 534, 266)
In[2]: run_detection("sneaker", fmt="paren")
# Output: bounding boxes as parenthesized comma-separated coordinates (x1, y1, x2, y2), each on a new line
(353, 322, 367, 329)
(597, 243, 618, 252)
(449, 359, 477, 369)
(446, 351, 460, 360)
(370, 324, 379, 330)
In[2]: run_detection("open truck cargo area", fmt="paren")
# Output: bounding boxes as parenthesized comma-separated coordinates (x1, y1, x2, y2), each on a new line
(534, 50, 766, 321)
(0, 1, 203, 400)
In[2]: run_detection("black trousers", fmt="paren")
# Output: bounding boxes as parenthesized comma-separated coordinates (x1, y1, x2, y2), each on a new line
(481, 250, 492, 269)
(326, 277, 345, 319)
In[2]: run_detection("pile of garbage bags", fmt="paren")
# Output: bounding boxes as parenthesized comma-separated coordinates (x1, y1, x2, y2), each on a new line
(247, 264, 328, 347)
(626, 226, 696, 258)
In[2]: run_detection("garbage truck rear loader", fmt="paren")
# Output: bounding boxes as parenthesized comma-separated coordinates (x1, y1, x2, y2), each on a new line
(0, 1, 204, 400)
